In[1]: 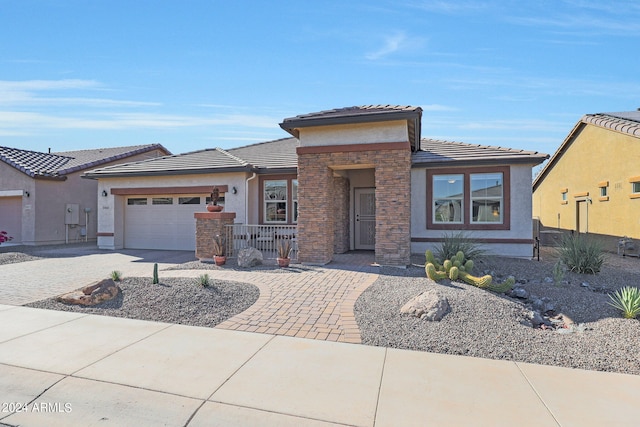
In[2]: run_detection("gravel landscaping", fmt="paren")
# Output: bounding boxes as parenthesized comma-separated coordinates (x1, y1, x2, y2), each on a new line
(355, 248, 640, 375)
(25, 276, 259, 328)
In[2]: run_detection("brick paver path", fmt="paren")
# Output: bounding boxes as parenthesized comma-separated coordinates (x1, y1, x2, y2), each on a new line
(178, 252, 380, 344)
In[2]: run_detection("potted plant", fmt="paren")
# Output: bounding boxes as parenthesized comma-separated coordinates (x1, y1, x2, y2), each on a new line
(212, 234, 227, 266)
(0, 231, 12, 245)
(207, 186, 223, 212)
(277, 239, 292, 268)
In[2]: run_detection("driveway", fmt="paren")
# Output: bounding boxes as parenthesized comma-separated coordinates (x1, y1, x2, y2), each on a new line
(0, 245, 196, 305)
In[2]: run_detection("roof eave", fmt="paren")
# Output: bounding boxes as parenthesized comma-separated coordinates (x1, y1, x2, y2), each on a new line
(279, 110, 422, 134)
(412, 156, 549, 169)
(83, 165, 254, 179)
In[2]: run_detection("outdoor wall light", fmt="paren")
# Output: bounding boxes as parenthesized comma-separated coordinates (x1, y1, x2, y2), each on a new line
(102, 190, 108, 197)
(232, 186, 237, 194)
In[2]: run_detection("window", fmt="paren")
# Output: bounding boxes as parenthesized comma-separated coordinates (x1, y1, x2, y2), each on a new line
(152, 197, 173, 205)
(427, 167, 509, 230)
(634, 182, 640, 194)
(264, 179, 288, 223)
(260, 176, 297, 223)
(433, 174, 463, 223)
(179, 197, 200, 205)
(127, 198, 147, 205)
(292, 179, 299, 223)
(600, 187, 608, 197)
(470, 173, 503, 223)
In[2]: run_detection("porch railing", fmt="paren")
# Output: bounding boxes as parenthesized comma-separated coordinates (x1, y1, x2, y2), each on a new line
(224, 224, 298, 260)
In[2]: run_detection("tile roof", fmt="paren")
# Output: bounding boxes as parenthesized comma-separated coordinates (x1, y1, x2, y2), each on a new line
(582, 111, 640, 137)
(413, 138, 549, 167)
(282, 105, 422, 122)
(83, 138, 299, 178)
(0, 144, 168, 179)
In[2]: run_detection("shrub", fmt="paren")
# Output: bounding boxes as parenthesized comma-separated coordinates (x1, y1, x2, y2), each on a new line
(212, 235, 226, 257)
(110, 270, 122, 282)
(557, 233, 604, 274)
(197, 274, 211, 287)
(608, 287, 640, 319)
(435, 231, 485, 262)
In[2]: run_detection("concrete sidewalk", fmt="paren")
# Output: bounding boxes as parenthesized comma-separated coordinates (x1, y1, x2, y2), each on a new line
(1, 305, 640, 427)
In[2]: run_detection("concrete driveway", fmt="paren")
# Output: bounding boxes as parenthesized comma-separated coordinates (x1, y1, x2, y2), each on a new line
(0, 245, 196, 305)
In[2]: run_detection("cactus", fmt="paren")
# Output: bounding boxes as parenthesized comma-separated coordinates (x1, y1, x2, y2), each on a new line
(153, 263, 159, 284)
(424, 249, 513, 294)
(426, 263, 448, 281)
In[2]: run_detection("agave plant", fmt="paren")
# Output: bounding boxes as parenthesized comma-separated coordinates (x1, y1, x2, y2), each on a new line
(608, 287, 640, 319)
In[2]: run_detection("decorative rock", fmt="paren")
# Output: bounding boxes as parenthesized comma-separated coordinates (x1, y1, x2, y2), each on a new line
(57, 279, 120, 306)
(238, 247, 263, 268)
(400, 289, 450, 321)
(544, 276, 554, 284)
(511, 287, 529, 299)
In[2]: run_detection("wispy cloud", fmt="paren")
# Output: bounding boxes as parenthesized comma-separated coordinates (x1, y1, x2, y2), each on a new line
(407, 1, 490, 14)
(365, 32, 427, 60)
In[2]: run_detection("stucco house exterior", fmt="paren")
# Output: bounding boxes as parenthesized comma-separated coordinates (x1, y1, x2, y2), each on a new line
(533, 111, 640, 245)
(0, 144, 169, 245)
(84, 105, 548, 266)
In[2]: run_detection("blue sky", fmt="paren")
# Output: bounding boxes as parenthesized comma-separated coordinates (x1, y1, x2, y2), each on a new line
(1, 1, 639, 160)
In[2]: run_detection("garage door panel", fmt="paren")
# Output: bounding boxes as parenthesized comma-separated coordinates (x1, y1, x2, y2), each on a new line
(0, 197, 22, 243)
(124, 196, 203, 250)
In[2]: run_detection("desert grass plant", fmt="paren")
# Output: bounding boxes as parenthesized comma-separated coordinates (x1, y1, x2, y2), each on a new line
(435, 231, 485, 263)
(277, 239, 292, 259)
(212, 234, 226, 257)
(608, 287, 640, 319)
(197, 274, 211, 288)
(110, 270, 123, 282)
(557, 233, 604, 274)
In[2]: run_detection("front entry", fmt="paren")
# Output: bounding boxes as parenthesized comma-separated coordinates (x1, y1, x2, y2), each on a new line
(354, 188, 375, 250)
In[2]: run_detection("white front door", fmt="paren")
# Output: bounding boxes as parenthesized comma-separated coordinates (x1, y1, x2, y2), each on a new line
(354, 188, 375, 250)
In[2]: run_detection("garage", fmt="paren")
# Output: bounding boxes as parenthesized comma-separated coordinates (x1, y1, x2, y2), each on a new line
(0, 195, 22, 244)
(124, 194, 207, 250)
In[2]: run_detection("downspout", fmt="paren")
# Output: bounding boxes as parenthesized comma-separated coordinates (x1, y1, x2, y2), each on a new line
(245, 172, 257, 224)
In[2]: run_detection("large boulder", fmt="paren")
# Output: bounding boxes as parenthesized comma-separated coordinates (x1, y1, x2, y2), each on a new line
(400, 289, 450, 321)
(57, 278, 120, 306)
(238, 247, 263, 268)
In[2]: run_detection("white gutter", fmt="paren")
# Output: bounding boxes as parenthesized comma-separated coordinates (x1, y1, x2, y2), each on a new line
(245, 172, 257, 224)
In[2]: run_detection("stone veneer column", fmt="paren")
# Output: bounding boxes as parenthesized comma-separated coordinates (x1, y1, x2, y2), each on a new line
(333, 175, 350, 254)
(374, 149, 411, 266)
(194, 212, 236, 261)
(297, 154, 334, 264)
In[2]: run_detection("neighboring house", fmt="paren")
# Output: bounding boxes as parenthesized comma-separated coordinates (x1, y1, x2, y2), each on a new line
(533, 110, 640, 245)
(0, 144, 170, 245)
(84, 105, 548, 266)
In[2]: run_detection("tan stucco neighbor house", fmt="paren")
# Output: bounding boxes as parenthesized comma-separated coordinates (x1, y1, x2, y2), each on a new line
(84, 105, 548, 266)
(533, 111, 640, 245)
(0, 144, 169, 245)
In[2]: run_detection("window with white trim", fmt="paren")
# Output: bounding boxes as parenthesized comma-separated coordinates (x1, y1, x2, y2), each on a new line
(292, 179, 298, 223)
(264, 180, 288, 223)
(433, 174, 463, 223)
(470, 173, 503, 223)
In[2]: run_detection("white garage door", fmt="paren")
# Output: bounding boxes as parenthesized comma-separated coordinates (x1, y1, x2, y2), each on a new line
(124, 195, 205, 250)
(0, 196, 22, 243)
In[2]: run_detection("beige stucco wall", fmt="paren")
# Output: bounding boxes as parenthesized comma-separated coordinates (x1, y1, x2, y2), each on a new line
(298, 120, 408, 147)
(411, 164, 535, 258)
(97, 172, 251, 249)
(533, 124, 640, 240)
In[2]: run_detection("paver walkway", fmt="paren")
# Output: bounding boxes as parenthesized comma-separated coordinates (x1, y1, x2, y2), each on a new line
(163, 252, 380, 343)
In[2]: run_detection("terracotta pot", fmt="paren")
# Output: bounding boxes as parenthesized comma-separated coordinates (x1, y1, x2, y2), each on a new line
(207, 205, 223, 212)
(277, 257, 290, 268)
(214, 255, 226, 266)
